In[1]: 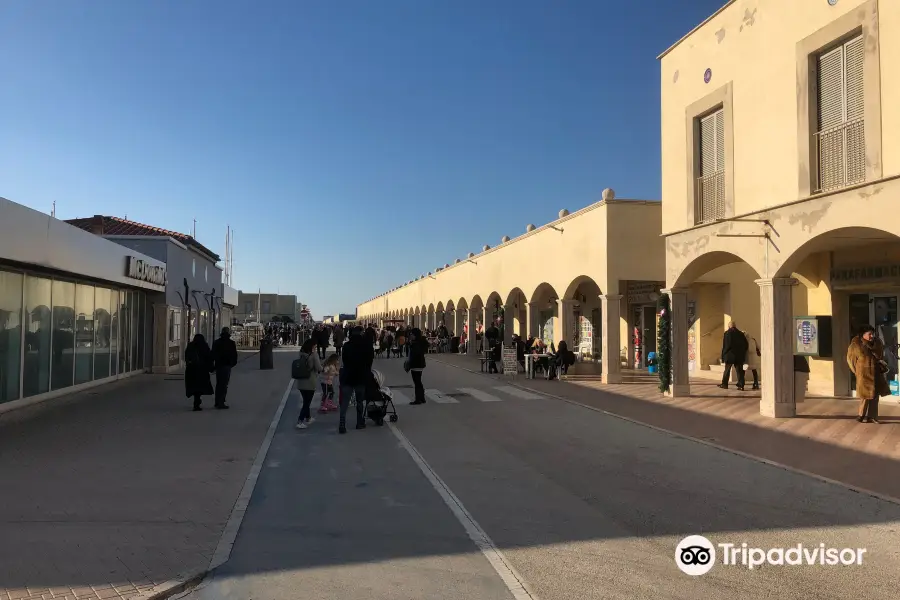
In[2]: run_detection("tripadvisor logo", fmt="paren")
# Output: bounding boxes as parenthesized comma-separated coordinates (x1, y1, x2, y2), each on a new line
(675, 535, 867, 575)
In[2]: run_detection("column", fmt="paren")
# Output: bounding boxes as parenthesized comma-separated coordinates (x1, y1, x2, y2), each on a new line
(663, 288, 691, 397)
(467, 309, 477, 356)
(526, 302, 540, 340)
(503, 303, 514, 345)
(454, 309, 464, 339)
(601, 295, 623, 384)
(757, 278, 798, 418)
(557, 299, 575, 347)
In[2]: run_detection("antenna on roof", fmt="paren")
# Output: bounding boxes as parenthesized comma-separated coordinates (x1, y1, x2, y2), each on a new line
(192, 218, 197, 238)
(51, 201, 56, 218)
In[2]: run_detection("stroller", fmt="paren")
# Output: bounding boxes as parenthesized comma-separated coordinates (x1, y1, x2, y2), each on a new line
(364, 369, 398, 426)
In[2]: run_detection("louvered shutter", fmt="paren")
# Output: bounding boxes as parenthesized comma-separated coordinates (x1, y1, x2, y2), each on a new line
(698, 109, 725, 223)
(844, 35, 865, 185)
(815, 35, 865, 191)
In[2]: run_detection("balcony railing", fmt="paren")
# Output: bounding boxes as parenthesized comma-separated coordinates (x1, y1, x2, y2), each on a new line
(814, 117, 865, 193)
(696, 171, 725, 225)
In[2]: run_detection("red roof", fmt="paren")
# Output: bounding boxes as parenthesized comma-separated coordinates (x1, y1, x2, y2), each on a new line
(66, 215, 220, 261)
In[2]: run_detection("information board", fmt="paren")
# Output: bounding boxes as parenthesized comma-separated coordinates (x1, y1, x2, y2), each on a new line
(794, 316, 819, 356)
(502, 345, 518, 376)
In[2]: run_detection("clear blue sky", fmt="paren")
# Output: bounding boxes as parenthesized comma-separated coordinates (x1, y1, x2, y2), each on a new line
(0, 0, 723, 318)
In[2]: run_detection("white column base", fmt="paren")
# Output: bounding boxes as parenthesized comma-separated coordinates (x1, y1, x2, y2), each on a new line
(760, 399, 796, 418)
(668, 383, 691, 397)
(602, 372, 622, 384)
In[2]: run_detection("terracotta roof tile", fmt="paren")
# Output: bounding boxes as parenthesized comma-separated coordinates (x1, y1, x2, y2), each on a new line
(66, 215, 220, 261)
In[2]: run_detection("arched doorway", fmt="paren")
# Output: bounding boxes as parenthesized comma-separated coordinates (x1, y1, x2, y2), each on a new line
(504, 288, 527, 342)
(562, 276, 604, 361)
(529, 282, 561, 347)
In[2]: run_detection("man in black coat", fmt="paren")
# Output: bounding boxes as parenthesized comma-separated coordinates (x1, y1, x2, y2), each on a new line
(338, 327, 375, 434)
(719, 321, 749, 390)
(211, 327, 239, 409)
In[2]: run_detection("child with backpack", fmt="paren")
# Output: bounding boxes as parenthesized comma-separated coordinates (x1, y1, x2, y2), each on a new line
(318, 354, 340, 413)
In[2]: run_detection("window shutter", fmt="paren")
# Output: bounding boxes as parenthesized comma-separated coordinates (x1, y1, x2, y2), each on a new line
(815, 35, 865, 191)
(816, 46, 844, 130)
(844, 35, 865, 121)
(697, 108, 725, 223)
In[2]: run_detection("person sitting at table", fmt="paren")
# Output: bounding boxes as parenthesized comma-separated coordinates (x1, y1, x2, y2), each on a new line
(530, 338, 550, 376)
(548, 340, 576, 380)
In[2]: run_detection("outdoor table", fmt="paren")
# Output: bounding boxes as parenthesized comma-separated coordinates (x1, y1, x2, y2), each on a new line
(525, 353, 550, 379)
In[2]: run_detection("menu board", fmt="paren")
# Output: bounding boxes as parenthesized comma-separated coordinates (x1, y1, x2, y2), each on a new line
(502, 345, 518, 375)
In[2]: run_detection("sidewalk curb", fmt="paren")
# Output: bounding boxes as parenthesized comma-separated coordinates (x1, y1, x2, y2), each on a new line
(131, 377, 295, 600)
(429, 356, 900, 509)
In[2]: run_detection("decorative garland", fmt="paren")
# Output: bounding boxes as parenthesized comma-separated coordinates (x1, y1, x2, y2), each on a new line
(656, 294, 672, 393)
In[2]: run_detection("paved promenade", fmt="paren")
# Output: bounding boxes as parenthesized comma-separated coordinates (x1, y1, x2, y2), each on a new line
(431, 352, 900, 503)
(0, 351, 292, 600)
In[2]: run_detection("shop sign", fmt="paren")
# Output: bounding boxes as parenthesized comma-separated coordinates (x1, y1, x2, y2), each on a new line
(795, 317, 819, 356)
(627, 281, 664, 305)
(830, 264, 900, 285)
(167, 344, 180, 367)
(502, 345, 518, 376)
(127, 256, 167, 286)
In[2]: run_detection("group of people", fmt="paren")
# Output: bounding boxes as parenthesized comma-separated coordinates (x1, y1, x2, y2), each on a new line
(183, 327, 239, 410)
(291, 324, 432, 434)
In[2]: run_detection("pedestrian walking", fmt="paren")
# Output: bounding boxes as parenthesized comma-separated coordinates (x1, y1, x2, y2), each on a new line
(185, 333, 214, 411)
(743, 330, 761, 390)
(332, 325, 345, 357)
(295, 338, 323, 429)
(406, 328, 429, 405)
(718, 321, 748, 390)
(338, 326, 374, 434)
(211, 327, 238, 409)
(319, 354, 339, 413)
(847, 324, 890, 424)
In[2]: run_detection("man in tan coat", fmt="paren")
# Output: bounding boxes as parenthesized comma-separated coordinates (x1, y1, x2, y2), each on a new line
(847, 324, 890, 423)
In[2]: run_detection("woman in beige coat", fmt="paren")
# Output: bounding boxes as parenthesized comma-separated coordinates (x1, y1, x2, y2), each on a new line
(743, 330, 761, 390)
(847, 325, 890, 423)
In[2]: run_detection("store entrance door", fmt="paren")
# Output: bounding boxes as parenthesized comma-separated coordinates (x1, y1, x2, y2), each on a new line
(848, 294, 900, 394)
(632, 305, 658, 368)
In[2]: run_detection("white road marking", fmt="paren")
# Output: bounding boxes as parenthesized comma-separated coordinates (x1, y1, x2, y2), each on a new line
(389, 424, 539, 600)
(493, 385, 542, 400)
(458, 387, 503, 402)
(207, 378, 294, 571)
(426, 388, 459, 403)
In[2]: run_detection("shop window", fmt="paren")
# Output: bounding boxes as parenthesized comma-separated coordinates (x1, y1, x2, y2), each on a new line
(814, 35, 865, 192)
(120, 291, 132, 374)
(74, 284, 95, 385)
(130, 291, 139, 372)
(24, 276, 52, 397)
(244, 301, 252, 313)
(696, 107, 725, 223)
(110, 291, 119, 376)
(0, 270, 23, 404)
(136, 293, 145, 370)
(51, 280, 75, 391)
(93, 288, 112, 380)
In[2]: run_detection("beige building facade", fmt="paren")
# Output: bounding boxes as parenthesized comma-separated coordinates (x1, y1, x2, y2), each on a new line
(357, 197, 665, 383)
(660, 0, 900, 416)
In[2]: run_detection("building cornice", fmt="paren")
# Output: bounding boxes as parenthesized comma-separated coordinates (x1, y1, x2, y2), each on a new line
(657, 0, 736, 60)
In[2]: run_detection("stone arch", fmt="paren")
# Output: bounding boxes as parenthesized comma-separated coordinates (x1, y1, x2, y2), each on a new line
(505, 287, 528, 339)
(529, 282, 560, 305)
(673, 251, 763, 288)
(774, 226, 900, 279)
(563, 275, 603, 300)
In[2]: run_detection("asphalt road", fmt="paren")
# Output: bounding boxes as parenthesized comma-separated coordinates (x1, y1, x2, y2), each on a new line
(182, 354, 900, 600)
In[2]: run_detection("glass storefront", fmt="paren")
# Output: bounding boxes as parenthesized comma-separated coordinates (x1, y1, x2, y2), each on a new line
(0, 267, 149, 405)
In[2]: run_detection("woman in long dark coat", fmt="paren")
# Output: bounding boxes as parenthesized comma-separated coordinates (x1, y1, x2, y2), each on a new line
(185, 333, 214, 411)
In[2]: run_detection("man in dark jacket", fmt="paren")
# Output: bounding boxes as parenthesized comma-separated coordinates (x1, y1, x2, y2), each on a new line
(211, 327, 239, 409)
(332, 325, 345, 356)
(365, 324, 378, 348)
(339, 326, 374, 433)
(719, 321, 749, 390)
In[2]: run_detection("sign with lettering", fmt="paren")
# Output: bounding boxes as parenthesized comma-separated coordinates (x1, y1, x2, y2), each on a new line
(831, 264, 900, 285)
(794, 317, 819, 356)
(626, 281, 665, 305)
(127, 256, 167, 286)
(502, 345, 518, 376)
(168, 344, 180, 367)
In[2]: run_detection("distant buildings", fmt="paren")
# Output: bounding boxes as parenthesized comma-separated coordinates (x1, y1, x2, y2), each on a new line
(234, 292, 306, 324)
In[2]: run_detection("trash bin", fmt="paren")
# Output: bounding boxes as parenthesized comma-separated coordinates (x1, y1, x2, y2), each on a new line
(794, 355, 810, 403)
(451, 336, 460, 353)
(260, 337, 275, 370)
(647, 351, 657, 373)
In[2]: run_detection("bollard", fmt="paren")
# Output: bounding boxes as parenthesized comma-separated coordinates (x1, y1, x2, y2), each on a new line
(260, 337, 275, 370)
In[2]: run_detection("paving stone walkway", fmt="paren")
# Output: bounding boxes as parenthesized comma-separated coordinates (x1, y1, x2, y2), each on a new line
(0, 352, 293, 600)
(432, 353, 900, 502)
